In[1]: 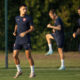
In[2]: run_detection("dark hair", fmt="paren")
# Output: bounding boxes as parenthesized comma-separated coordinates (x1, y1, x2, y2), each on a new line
(78, 6, 80, 10)
(19, 4, 27, 9)
(49, 9, 56, 14)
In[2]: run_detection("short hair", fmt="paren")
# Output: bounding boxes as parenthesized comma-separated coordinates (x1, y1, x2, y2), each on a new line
(78, 6, 80, 10)
(19, 4, 27, 9)
(49, 9, 56, 14)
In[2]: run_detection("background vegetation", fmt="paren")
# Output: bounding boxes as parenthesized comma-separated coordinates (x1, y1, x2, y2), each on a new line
(0, 0, 80, 52)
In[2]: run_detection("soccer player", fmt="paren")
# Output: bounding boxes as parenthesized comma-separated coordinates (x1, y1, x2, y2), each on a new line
(45, 9, 65, 70)
(73, 7, 80, 39)
(13, 4, 35, 78)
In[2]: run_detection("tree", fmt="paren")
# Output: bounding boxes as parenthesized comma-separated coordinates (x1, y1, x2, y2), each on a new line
(0, 0, 80, 51)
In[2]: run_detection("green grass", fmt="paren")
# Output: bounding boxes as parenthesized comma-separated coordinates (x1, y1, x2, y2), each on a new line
(0, 68, 80, 80)
(0, 51, 80, 80)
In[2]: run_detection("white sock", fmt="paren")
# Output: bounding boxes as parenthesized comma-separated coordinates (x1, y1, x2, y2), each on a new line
(48, 44, 53, 51)
(61, 59, 64, 67)
(30, 66, 34, 74)
(16, 64, 22, 72)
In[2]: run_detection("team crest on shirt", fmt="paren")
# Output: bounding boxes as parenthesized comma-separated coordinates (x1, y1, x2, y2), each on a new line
(23, 18, 27, 22)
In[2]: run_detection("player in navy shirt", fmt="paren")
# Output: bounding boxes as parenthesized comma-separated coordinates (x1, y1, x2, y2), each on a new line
(14, 15, 33, 45)
(13, 4, 35, 78)
(45, 9, 65, 70)
(73, 7, 80, 51)
(73, 7, 80, 37)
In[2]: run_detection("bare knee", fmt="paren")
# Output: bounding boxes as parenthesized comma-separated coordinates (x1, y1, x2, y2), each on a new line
(46, 34, 50, 39)
(13, 51, 19, 59)
(46, 34, 54, 40)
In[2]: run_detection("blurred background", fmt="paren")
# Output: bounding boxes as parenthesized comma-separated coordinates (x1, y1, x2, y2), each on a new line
(0, 1, 80, 80)
(0, 0, 80, 52)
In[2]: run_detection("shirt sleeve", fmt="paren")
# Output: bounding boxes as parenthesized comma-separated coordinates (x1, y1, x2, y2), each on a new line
(56, 18, 62, 26)
(78, 19, 80, 28)
(29, 17, 34, 26)
(15, 17, 17, 25)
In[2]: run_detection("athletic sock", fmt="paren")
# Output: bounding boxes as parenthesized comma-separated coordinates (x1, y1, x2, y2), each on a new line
(61, 59, 64, 67)
(16, 64, 22, 72)
(48, 44, 53, 51)
(30, 65, 34, 74)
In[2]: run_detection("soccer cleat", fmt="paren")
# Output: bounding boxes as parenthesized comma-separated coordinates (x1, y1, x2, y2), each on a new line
(58, 66, 65, 70)
(13, 71, 22, 78)
(29, 73, 36, 78)
(45, 50, 53, 56)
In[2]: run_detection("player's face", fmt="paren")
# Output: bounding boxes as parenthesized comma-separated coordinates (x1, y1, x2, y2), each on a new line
(19, 6, 27, 15)
(78, 9, 80, 16)
(49, 12, 55, 20)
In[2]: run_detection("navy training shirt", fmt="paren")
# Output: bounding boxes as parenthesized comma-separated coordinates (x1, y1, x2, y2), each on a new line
(78, 17, 80, 28)
(15, 15, 34, 44)
(54, 17, 64, 37)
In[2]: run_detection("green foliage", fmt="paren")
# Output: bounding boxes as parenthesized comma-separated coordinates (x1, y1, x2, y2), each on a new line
(0, 0, 80, 51)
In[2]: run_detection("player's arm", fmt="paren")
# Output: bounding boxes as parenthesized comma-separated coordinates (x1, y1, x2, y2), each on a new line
(47, 24, 61, 30)
(73, 28, 80, 38)
(26, 25, 34, 33)
(75, 28, 80, 35)
(19, 25, 34, 37)
(13, 24, 17, 36)
(52, 29, 56, 33)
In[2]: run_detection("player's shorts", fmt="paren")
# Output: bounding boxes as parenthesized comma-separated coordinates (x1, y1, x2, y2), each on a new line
(51, 33, 64, 48)
(13, 43, 31, 50)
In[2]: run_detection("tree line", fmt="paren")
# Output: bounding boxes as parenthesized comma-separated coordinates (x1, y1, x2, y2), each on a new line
(0, 0, 80, 52)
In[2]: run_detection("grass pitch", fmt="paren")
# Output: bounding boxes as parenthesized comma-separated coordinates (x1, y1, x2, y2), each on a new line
(0, 51, 80, 80)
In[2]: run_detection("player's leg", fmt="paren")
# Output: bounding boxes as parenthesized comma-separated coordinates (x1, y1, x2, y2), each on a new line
(46, 34, 54, 55)
(13, 50, 20, 64)
(25, 50, 35, 78)
(13, 50, 22, 78)
(13, 43, 22, 78)
(58, 48, 65, 70)
(56, 37, 65, 70)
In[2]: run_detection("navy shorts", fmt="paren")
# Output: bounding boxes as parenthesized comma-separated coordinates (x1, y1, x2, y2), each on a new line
(51, 33, 64, 48)
(13, 43, 31, 50)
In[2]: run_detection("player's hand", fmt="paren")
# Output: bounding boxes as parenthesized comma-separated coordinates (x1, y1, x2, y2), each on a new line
(13, 32, 16, 36)
(47, 24, 51, 28)
(73, 33, 76, 38)
(52, 29, 55, 33)
(19, 32, 26, 37)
